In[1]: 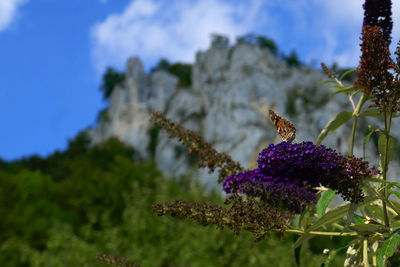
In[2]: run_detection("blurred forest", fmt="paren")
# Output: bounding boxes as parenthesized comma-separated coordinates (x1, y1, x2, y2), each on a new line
(0, 131, 350, 266)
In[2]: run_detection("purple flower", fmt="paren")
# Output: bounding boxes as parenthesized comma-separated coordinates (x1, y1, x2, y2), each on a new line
(363, 0, 392, 45)
(223, 169, 317, 213)
(223, 142, 378, 213)
(257, 142, 377, 203)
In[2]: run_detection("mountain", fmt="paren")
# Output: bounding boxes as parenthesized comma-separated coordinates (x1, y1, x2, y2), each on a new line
(89, 38, 398, 186)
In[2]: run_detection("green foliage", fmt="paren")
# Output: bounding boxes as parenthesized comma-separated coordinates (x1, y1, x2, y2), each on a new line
(0, 132, 338, 267)
(377, 233, 400, 267)
(236, 34, 278, 56)
(257, 36, 278, 56)
(147, 125, 161, 158)
(169, 63, 192, 88)
(210, 33, 229, 48)
(317, 190, 336, 218)
(316, 111, 353, 146)
(378, 134, 395, 169)
(151, 59, 192, 88)
(283, 50, 302, 67)
(97, 108, 110, 124)
(331, 63, 357, 82)
(100, 68, 125, 100)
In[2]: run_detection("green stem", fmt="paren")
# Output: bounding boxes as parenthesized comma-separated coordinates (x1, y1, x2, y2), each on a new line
(349, 93, 368, 156)
(382, 109, 393, 228)
(363, 239, 370, 267)
(285, 229, 358, 237)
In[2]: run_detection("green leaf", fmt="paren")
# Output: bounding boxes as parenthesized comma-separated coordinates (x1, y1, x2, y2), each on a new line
(328, 85, 345, 90)
(376, 233, 400, 267)
(353, 214, 365, 224)
(368, 178, 399, 189)
(378, 134, 395, 168)
(317, 190, 336, 218)
(292, 214, 301, 228)
(350, 89, 362, 97)
(319, 80, 337, 85)
(339, 69, 355, 81)
(331, 87, 356, 96)
(393, 191, 400, 201)
(363, 126, 379, 159)
(294, 197, 378, 248)
(349, 223, 385, 235)
(316, 111, 353, 146)
(360, 109, 400, 119)
(294, 242, 301, 266)
(364, 205, 386, 223)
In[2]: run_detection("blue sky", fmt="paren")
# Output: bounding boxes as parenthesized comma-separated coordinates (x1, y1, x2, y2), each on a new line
(1, 0, 400, 160)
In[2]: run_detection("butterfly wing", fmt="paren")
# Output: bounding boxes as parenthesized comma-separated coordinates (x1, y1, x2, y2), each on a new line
(268, 109, 296, 142)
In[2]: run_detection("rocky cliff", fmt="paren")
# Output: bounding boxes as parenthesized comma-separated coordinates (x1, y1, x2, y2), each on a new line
(89, 41, 399, 186)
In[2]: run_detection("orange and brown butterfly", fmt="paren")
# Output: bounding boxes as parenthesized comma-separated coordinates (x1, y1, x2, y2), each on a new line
(268, 109, 296, 142)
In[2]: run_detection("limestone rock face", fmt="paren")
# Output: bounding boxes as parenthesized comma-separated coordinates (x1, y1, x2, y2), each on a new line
(89, 43, 389, 186)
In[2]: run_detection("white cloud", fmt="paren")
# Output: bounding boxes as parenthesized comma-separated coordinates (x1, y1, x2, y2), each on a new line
(91, 0, 262, 73)
(91, 0, 400, 73)
(0, 0, 27, 32)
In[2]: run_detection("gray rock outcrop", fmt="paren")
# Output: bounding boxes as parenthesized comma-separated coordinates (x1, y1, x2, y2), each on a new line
(89, 42, 398, 187)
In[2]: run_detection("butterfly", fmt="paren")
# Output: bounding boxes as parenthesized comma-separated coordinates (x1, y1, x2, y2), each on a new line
(268, 109, 296, 142)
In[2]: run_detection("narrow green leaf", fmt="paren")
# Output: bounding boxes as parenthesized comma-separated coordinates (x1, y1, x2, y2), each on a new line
(294, 197, 378, 248)
(350, 89, 362, 97)
(317, 190, 336, 218)
(393, 191, 400, 201)
(368, 178, 399, 189)
(359, 109, 383, 118)
(319, 80, 337, 85)
(363, 126, 378, 159)
(387, 227, 400, 239)
(328, 85, 345, 90)
(378, 134, 395, 168)
(331, 88, 355, 96)
(294, 244, 301, 266)
(353, 214, 365, 224)
(339, 69, 355, 81)
(316, 111, 353, 146)
(360, 109, 400, 119)
(364, 205, 385, 223)
(349, 223, 385, 235)
(377, 234, 400, 267)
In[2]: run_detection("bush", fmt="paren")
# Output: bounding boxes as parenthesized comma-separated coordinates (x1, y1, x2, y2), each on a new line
(151, 59, 192, 88)
(100, 68, 125, 100)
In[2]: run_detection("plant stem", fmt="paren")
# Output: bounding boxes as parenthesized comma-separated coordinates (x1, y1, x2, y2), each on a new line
(382, 109, 393, 228)
(349, 93, 368, 156)
(285, 229, 358, 237)
(363, 239, 370, 267)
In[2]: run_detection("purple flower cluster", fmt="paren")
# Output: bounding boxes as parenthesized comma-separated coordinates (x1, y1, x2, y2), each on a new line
(223, 142, 378, 213)
(363, 0, 393, 45)
(223, 169, 317, 213)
